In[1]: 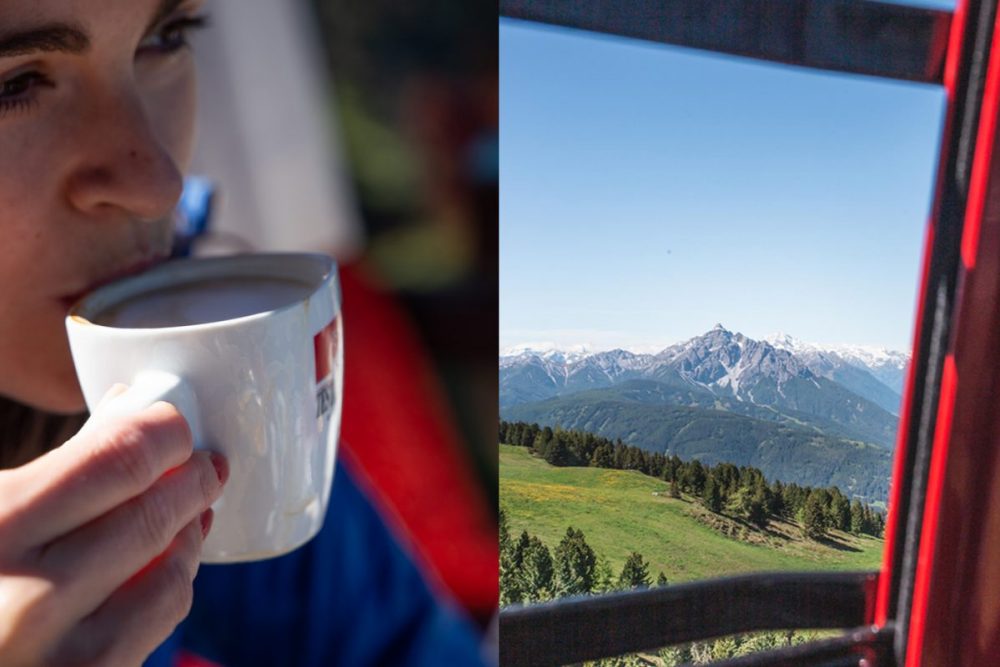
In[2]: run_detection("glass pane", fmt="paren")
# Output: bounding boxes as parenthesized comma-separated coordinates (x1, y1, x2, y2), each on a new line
(499, 15, 946, 661)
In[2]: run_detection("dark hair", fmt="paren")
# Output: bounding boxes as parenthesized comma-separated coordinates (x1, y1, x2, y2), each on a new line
(0, 398, 86, 469)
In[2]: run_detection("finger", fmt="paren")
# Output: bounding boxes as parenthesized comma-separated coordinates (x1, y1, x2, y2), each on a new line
(94, 383, 130, 412)
(73, 383, 133, 440)
(1, 402, 195, 549)
(46, 517, 205, 667)
(37, 450, 223, 619)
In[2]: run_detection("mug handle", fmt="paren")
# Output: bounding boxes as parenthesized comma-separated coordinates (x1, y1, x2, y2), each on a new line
(93, 371, 203, 449)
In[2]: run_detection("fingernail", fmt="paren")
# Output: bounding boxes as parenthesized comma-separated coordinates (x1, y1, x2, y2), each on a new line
(209, 452, 229, 485)
(200, 509, 214, 538)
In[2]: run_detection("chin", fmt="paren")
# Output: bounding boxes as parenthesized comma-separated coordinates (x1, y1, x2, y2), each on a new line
(42, 391, 88, 416)
(45, 370, 89, 414)
(9, 367, 89, 415)
(22, 387, 87, 416)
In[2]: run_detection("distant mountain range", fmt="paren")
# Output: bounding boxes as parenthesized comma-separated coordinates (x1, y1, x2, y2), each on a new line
(501, 326, 907, 423)
(763, 333, 909, 399)
(499, 326, 910, 501)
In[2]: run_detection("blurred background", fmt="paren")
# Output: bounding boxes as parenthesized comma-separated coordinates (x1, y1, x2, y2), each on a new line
(186, 0, 498, 628)
(310, 0, 498, 495)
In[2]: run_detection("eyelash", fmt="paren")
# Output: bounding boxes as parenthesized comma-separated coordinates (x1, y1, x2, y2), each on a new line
(139, 14, 211, 55)
(0, 73, 51, 118)
(0, 13, 210, 119)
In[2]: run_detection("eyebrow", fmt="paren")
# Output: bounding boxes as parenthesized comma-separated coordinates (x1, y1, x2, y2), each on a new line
(0, 25, 90, 58)
(0, 0, 186, 60)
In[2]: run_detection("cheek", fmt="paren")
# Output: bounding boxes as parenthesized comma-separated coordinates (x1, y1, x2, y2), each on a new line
(0, 129, 63, 288)
(0, 117, 63, 219)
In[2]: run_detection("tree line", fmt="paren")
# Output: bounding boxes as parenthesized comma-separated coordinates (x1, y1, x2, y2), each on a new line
(499, 509, 661, 607)
(500, 420, 885, 540)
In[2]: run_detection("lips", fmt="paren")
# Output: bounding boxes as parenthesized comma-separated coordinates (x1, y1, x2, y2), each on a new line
(60, 256, 168, 311)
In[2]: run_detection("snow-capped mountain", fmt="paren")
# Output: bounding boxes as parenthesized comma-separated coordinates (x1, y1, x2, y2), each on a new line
(499, 343, 595, 367)
(823, 346, 908, 395)
(500, 325, 904, 448)
(498, 347, 656, 407)
(656, 324, 812, 398)
(765, 333, 909, 399)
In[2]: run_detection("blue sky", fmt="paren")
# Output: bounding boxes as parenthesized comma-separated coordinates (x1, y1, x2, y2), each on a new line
(500, 17, 949, 353)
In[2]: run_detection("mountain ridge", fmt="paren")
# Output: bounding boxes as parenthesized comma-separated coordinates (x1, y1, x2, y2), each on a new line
(501, 325, 903, 446)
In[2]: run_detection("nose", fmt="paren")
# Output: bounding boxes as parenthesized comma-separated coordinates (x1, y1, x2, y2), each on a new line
(63, 86, 184, 222)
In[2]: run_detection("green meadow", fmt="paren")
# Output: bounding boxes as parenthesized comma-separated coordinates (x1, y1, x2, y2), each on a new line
(500, 444, 884, 583)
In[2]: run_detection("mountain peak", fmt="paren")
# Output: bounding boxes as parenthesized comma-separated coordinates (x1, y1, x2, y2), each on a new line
(764, 332, 806, 350)
(500, 327, 909, 419)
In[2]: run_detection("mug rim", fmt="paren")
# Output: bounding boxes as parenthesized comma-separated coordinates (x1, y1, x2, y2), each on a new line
(67, 252, 339, 334)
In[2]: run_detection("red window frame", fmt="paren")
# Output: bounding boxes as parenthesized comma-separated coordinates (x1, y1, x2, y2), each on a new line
(499, 1, 1000, 663)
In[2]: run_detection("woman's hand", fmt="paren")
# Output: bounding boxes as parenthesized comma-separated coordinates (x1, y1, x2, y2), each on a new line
(0, 396, 227, 667)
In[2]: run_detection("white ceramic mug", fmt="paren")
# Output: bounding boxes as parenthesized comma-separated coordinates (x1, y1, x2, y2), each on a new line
(65, 253, 343, 563)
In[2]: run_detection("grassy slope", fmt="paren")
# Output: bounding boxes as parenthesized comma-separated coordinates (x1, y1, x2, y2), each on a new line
(500, 444, 884, 583)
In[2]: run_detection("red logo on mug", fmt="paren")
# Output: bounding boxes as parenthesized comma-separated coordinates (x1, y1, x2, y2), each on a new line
(314, 317, 339, 421)
(314, 317, 338, 383)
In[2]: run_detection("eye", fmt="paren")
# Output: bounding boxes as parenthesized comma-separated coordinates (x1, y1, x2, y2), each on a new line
(0, 71, 52, 117)
(138, 14, 210, 55)
(0, 71, 48, 98)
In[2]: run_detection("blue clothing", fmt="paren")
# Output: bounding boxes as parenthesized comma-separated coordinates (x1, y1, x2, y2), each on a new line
(146, 460, 485, 666)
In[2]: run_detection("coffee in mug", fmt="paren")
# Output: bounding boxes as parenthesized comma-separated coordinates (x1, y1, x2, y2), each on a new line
(93, 276, 315, 329)
(66, 253, 343, 563)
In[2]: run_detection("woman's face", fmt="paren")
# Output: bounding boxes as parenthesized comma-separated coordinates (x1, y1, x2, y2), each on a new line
(0, 0, 205, 413)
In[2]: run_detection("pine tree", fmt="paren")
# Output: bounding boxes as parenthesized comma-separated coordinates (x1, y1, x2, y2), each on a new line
(668, 455, 683, 482)
(783, 484, 803, 518)
(618, 552, 651, 590)
(499, 509, 522, 606)
(624, 446, 644, 471)
(612, 443, 627, 470)
(850, 500, 866, 535)
(531, 426, 554, 458)
(702, 475, 723, 513)
(544, 437, 572, 467)
(669, 477, 681, 499)
(516, 423, 529, 447)
(656, 571, 669, 587)
(592, 555, 616, 594)
(553, 527, 596, 597)
(590, 442, 614, 468)
(502, 530, 533, 606)
(801, 490, 829, 540)
(523, 423, 540, 447)
(864, 504, 877, 536)
(769, 480, 786, 517)
(830, 493, 851, 533)
(687, 460, 706, 496)
(499, 508, 510, 554)
(648, 452, 666, 478)
(519, 535, 554, 602)
(746, 486, 770, 529)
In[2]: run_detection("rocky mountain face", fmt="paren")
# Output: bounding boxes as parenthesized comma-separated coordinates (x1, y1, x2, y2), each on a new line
(500, 325, 908, 448)
(764, 333, 907, 412)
